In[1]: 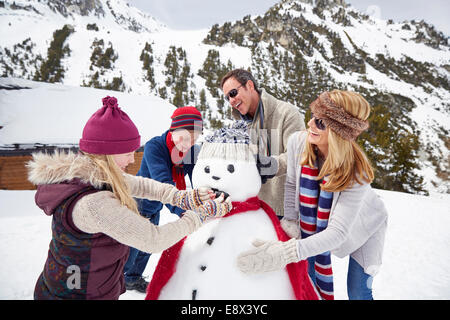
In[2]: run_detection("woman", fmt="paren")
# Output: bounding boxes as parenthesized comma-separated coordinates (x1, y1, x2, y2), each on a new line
(28, 96, 231, 300)
(237, 90, 388, 300)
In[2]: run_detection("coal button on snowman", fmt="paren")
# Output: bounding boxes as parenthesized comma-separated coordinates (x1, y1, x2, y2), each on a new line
(206, 237, 215, 245)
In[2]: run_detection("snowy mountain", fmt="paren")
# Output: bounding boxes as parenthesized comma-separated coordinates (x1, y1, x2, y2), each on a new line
(0, 0, 449, 195)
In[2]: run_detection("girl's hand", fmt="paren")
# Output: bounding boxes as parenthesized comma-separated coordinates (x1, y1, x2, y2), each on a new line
(174, 187, 215, 210)
(195, 193, 232, 222)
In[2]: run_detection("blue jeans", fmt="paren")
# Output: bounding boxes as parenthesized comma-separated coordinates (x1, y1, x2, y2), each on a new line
(123, 211, 160, 283)
(307, 256, 374, 300)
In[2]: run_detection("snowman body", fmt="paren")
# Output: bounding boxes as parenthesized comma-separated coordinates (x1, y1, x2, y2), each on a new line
(154, 155, 297, 299)
(158, 207, 295, 299)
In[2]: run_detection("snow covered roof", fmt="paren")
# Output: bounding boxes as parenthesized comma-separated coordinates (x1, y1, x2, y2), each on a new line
(0, 78, 175, 151)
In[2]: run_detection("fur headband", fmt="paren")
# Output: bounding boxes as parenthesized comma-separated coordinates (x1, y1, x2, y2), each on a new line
(309, 92, 369, 141)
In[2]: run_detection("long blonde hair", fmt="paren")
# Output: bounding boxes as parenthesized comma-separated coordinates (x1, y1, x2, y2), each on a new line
(84, 152, 139, 214)
(301, 90, 374, 192)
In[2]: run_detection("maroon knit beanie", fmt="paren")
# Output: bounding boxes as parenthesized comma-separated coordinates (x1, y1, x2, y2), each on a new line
(169, 106, 203, 132)
(79, 96, 141, 155)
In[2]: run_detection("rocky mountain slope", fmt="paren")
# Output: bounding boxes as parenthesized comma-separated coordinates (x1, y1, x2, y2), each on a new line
(0, 0, 449, 194)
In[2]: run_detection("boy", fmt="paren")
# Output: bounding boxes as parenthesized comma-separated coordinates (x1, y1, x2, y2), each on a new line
(123, 106, 203, 293)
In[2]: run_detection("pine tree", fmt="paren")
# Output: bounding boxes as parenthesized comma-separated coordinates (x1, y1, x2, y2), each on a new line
(198, 49, 234, 99)
(199, 89, 208, 113)
(34, 24, 74, 82)
(164, 46, 178, 87)
(205, 24, 220, 43)
(162, 46, 195, 107)
(158, 86, 167, 99)
(359, 103, 427, 195)
(140, 42, 156, 90)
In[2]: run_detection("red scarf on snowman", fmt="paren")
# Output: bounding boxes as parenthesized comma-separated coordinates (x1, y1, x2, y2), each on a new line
(145, 196, 320, 300)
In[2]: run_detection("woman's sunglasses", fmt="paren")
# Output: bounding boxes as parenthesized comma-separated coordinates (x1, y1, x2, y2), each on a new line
(311, 113, 326, 130)
(225, 84, 243, 101)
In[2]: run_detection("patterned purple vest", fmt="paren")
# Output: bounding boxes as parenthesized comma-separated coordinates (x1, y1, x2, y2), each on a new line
(34, 185, 130, 300)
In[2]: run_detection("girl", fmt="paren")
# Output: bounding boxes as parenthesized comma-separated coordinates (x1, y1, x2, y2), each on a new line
(28, 96, 230, 300)
(237, 90, 388, 300)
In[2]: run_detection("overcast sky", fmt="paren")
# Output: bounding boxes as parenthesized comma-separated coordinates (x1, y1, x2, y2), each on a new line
(128, 0, 449, 36)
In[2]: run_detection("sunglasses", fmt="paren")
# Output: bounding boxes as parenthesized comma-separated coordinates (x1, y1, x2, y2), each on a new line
(311, 113, 326, 130)
(225, 84, 243, 101)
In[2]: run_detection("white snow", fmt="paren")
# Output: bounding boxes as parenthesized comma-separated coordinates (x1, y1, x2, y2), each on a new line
(0, 78, 174, 147)
(1, 188, 449, 300)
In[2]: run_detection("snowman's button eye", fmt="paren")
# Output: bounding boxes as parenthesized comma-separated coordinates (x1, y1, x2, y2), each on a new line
(204, 166, 210, 174)
(227, 164, 235, 173)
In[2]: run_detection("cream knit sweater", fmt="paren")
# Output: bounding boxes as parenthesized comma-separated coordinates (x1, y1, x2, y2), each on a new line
(27, 151, 202, 254)
(72, 174, 203, 254)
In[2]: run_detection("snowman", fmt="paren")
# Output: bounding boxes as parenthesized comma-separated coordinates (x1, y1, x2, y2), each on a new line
(146, 122, 319, 300)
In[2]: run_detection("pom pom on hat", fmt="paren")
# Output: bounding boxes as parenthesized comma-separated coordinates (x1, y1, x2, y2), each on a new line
(79, 96, 141, 155)
(169, 106, 203, 132)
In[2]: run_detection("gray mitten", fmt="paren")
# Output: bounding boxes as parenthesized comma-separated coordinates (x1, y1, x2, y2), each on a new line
(237, 238, 299, 274)
(280, 218, 300, 239)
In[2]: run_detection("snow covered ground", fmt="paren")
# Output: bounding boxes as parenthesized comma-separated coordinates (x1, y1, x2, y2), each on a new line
(0, 188, 449, 300)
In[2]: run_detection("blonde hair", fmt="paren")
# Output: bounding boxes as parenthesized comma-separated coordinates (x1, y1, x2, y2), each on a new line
(301, 90, 374, 192)
(84, 152, 139, 214)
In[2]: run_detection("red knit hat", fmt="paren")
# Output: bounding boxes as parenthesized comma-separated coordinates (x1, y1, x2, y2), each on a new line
(79, 96, 141, 155)
(169, 106, 203, 132)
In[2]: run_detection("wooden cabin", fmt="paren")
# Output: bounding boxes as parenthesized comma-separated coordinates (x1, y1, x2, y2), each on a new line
(0, 146, 144, 190)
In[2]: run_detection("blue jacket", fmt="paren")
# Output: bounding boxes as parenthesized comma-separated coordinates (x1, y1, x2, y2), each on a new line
(136, 130, 199, 217)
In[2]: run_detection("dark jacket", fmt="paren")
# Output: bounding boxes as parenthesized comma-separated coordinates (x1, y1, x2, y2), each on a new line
(33, 179, 129, 300)
(136, 130, 198, 217)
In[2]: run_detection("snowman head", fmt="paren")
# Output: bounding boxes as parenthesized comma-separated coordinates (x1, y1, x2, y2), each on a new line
(193, 121, 261, 202)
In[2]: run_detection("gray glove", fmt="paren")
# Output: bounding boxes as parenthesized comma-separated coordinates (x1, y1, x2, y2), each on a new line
(280, 218, 300, 239)
(236, 238, 299, 274)
(256, 154, 278, 184)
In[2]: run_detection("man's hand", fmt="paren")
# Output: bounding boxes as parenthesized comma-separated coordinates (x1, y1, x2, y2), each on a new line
(256, 154, 278, 184)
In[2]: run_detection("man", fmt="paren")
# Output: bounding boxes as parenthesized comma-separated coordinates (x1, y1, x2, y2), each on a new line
(221, 69, 305, 218)
(123, 106, 203, 293)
